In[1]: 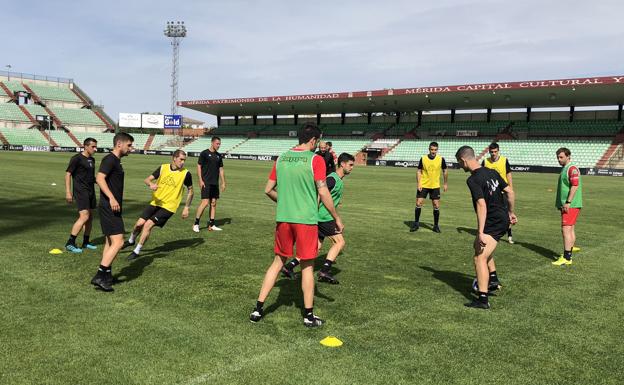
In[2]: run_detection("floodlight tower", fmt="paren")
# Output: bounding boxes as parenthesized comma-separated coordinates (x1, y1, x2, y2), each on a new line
(164, 21, 187, 115)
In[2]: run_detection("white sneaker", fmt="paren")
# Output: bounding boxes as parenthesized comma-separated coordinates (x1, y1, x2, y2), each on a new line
(192, 224, 200, 233)
(508, 236, 514, 244)
(209, 225, 223, 231)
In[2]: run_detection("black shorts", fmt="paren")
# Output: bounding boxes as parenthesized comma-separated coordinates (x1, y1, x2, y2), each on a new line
(99, 206, 125, 236)
(318, 220, 339, 240)
(140, 205, 174, 228)
(74, 189, 96, 211)
(484, 216, 510, 242)
(201, 184, 219, 200)
(417, 188, 441, 200)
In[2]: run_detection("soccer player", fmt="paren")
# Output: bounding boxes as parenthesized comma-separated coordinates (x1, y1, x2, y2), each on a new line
(90, 133, 134, 292)
(64, 138, 98, 253)
(482, 142, 515, 243)
(193, 136, 226, 232)
(281, 152, 355, 284)
(126, 150, 194, 260)
(411, 141, 448, 233)
(326, 141, 338, 165)
(456, 145, 517, 309)
(552, 147, 582, 266)
(249, 123, 344, 327)
(316, 140, 336, 175)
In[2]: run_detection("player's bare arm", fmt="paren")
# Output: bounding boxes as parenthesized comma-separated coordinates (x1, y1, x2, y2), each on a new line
(416, 169, 422, 191)
(197, 164, 204, 189)
(443, 168, 449, 192)
(317, 180, 344, 232)
(264, 179, 277, 202)
(475, 199, 487, 247)
(182, 186, 194, 219)
(96, 172, 120, 212)
(65, 171, 73, 203)
(503, 186, 517, 224)
(220, 167, 226, 192)
(144, 175, 158, 191)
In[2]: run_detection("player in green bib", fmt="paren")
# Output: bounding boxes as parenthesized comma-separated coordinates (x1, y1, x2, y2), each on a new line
(552, 147, 583, 266)
(281, 153, 356, 284)
(250, 123, 344, 327)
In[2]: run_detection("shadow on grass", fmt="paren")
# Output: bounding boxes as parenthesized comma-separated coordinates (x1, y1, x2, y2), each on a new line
(419, 265, 474, 300)
(514, 241, 559, 261)
(456, 226, 477, 236)
(403, 221, 434, 231)
(196, 217, 232, 231)
(114, 237, 204, 284)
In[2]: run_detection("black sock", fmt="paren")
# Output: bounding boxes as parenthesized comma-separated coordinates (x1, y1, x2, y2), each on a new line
(194, 218, 200, 225)
(433, 208, 440, 226)
(98, 265, 111, 275)
(507, 228, 513, 237)
(477, 291, 489, 303)
(285, 259, 300, 271)
(489, 271, 499, 282)
(414, 206, 422, 223)
(256, 301, 264, 311)
(563, 250, 572, 261)
(209, 218, 215, 226)
(304, 307, 314, 318)
(67, 234, 77, 246)
(321, 259, 333, 273)
(82, 235, 90, 246)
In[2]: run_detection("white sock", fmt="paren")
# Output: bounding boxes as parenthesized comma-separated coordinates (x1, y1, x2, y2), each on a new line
(133, 244, 142, 254)
(129, 233, 137, 243)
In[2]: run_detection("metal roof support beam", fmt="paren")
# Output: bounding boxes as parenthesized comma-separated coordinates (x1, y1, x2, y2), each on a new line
(341, 112, 345, 125)
(395, 111, 401, 124)
(316, 113, 321, 126)
(487, 108, 492, 123)
(217, 116, 221, 126)
(526, 107, 531, 122)
(618, 104, 622, 121)
(451, 109, 456, 123)
(569, 106, 575, 122)
(234, 115, 239, 126)
(253, 115, 257, 125)
(367, 112, 372, 124)
(294, 114, 299, 125)
(417, 110, 422, 127)
(273, 114, 277, 125)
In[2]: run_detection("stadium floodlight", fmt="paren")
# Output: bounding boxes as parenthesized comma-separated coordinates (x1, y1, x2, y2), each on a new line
(164, 21, 187, 116)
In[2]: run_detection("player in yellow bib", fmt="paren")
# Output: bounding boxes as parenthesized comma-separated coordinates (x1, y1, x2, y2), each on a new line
(126, 150, 194, 260)
(411, 142, 448, 233)
(481, 142, 514, 243)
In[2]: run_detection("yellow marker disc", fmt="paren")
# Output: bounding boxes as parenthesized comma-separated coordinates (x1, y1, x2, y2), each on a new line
(49, 248, 63, 255)
(572, 246, 581, 252)
(320, 336, 343, 347)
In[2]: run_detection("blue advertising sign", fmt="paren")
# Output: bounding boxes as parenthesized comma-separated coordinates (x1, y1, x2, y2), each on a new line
(164, 114, 182, 129)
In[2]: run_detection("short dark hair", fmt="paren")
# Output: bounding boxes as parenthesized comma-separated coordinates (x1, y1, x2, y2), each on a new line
(337, 152, 355, 166)
(429, 141, 439, 148)
(298, 122, 321, 144)
(173, 149, 186, 158)
(455, 145, 475, 159)
(326, 141, 333, 147)
(83, 137, 97, 146)
(556, 147, 571, 157)
(113, 132, 134, 146)
(488, 142, 499, 150)
(211, 136, 221, 143)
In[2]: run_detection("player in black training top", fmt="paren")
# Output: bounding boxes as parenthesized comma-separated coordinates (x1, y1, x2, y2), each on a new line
(456, 145, 517, 309)
(193, 136, 227, 232)
(64, 138, 98, 253)
(316, 141, 336, 175)
(90, 133, 134, 292)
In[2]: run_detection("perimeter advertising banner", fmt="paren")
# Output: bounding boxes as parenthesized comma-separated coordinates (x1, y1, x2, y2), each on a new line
(119, 113, 142, 128)
(141, 114, 165, 129)
(164, 115, 182, 129)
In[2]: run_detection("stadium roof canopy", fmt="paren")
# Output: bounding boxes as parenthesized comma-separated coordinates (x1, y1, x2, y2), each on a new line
(179, 75, 624, 117)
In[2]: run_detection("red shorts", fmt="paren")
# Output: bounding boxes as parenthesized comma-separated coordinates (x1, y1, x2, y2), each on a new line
(561, 208, 581, 226)
(274, 222, 319, 260)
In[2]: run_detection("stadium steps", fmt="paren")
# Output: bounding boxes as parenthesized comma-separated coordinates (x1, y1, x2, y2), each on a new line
(0, 82, 16, 100)
(65, 130, 82, 146)
(21, 83, 64, 128)
(0, 130, 9, 145)
(144, 134, 155, 151)
(596, 133, 624, 168)
(227, 138, 248, 153)
(17, 105, 38, 125)
(39, 129, 58, 146)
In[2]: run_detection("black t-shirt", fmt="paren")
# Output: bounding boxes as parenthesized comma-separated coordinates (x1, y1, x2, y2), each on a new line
(151, 165, 193, 187)
(466, 167, 508, 221)
(198, 150, 223, 185)
(98, 153, 125, 209)
(417, 154, 447, 169)
(66, 153, 96, 194)
(326, 174, 336, 192)
(316, 150, 336, 175)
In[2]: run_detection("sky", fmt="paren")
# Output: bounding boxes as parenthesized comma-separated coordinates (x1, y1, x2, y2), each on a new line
(3, 0, 623, 126)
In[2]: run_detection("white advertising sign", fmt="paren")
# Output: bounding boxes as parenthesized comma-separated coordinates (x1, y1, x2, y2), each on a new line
(119, 113, 142, 128)
(141, 114, 164, 129)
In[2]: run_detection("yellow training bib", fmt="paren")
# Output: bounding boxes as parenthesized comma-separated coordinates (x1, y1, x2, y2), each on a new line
(421, 155, 443, 189)
(484, 155, 509, 183)
(150, 164, 189, 213)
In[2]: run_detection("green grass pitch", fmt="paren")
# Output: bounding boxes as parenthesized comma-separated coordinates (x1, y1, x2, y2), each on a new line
(0, 151, 622, 385)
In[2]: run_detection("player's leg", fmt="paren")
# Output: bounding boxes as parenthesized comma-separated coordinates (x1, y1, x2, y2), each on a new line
(296, 224, 324, 327)
(128, 219, 155, 260)
(208, 198, 221, 230)
(193, 198, 209, 232)
(318, 234, 344, 284)
(128, 217, 147, 246)
(81, 209, 96, 249)
(411, 196, 425, 231)
(466, 233, 498, 309)
(281, 256, 301, 279)
(91, 234, 123, 292)
(432, 195, 441, 233)
(66, 209, 90, 252)
(553, 209, 578, 266)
